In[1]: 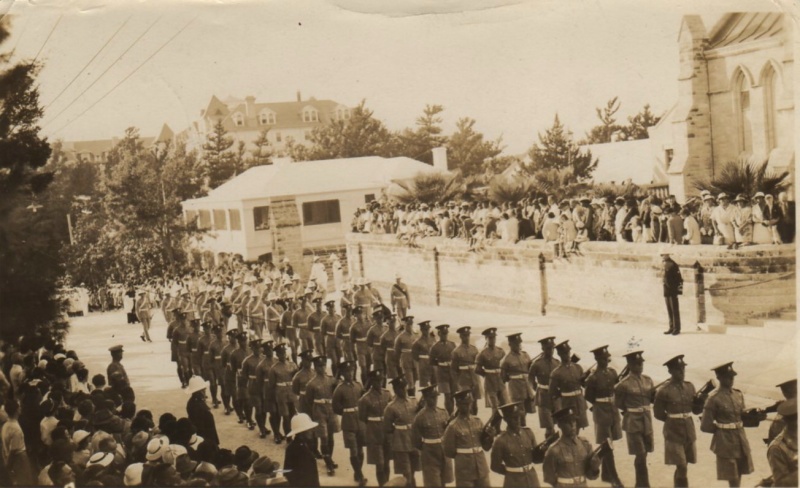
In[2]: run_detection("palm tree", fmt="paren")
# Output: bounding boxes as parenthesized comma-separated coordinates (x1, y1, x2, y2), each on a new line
(393, 171, 466, 204)
(694, 157, 790, 197)
(488, 175, 536, 204)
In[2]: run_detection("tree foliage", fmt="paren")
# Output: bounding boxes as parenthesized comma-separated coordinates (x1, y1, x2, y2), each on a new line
(488, 175, 536, 204)
(446, 117, 504, 177)
(251, 128, 273, 166)
(201, 119, 236, 189)
(396, 104, 448, 165)
(523, 114, 597, 182)
(583, 97, 622, 144)
(622, 104, 661, 140)
(393, 172, 466, 205)
(693, 157, 791, 198)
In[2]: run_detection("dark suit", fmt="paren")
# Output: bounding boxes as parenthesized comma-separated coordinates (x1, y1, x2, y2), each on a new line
(187, 395, 219, 445)
(777, 200, 795, 243)
(662, 257, 683, 332)
(284, 437, 320, 487)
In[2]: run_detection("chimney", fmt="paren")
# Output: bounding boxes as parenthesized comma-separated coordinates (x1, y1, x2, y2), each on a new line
(296, 91, 301, 102)
(245, 96, 256, 117)
(273, 156, 293, 167)
(432, 147, 448, 171)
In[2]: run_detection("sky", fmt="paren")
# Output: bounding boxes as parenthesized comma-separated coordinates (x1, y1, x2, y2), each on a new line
(0, 0, 794, 155)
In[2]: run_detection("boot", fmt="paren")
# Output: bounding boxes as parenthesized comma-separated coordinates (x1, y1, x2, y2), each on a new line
(634, 458, 650, 488)
(324, 455, 335, 475)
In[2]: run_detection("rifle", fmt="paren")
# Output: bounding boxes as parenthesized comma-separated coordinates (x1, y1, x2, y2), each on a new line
(650, 378, 671, 402)
(531, 431, 560, 464)
(742, 400, 781, 428)
(579, 363, 596, 387)
(615, 365, 630, 384)
(692, 379, 715, 413)
(585, 439, 613, 477)
(482, 409, 503, 439)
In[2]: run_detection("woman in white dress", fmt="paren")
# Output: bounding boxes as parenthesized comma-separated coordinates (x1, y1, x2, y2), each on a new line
(751, 192, 772, 244)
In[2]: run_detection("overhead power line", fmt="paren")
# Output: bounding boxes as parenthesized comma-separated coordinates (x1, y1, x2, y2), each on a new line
(31, 14, 62, 64)
(43, 15, 133, 110)
(51, 15, 197, 136)
(43, 15, 163, 129)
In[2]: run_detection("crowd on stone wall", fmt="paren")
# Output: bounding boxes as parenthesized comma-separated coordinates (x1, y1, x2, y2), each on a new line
(351, 190, 795, 254)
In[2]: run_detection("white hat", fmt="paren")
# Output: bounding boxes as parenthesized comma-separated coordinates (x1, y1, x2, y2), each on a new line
(312, 255, 320, 262)
(146, 437, 170, 461)
(267, 292, 278, 301)
(282, 257, 290, 264)
(287, 413, 318, 438)
(658, 245, 672, 256)
(163, 444, 187, 465)
(87, 451, 114, 468)
(72, 429, 91, 445)
(188, 434, 204, 450)
(124, 462, 144, 486)
(186, 376, 209, 395)
(329, 253, 339, 262)
(754, 191, 765, 198)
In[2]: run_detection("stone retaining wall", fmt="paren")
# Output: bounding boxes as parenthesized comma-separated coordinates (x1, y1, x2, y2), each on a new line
(346, 234, 796, 326)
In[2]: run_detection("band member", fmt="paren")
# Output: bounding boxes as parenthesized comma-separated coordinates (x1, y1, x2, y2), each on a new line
(412, 385, 454, 488)
(384, 377, 421, 486)
(490, 401, 540, 487)
(359, 368, 392, 486)
(543, 407, 603, 488)
(442, 389, 494, 487)
(394, 316, 418, 397)
(476, 327, 507, 414)
(430, 324, 456, 415)
(614, 351, 655, 488)
(529, 336, 560, 436)
(583, 345, 623, 488)
(333, 361, 367, 486)
(412, 321, 435, 389)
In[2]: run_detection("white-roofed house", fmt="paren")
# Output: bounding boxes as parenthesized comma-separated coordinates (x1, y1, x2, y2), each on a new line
(181, 153, 447, 268)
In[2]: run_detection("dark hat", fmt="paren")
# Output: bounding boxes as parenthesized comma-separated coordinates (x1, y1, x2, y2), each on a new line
(453, 389, 472, 401)
(435, 324, 450, 331)
(554, 340, 570, 353)
(367, 366, 383, 379)
(273, 343, 287, 353)
(249, 338, 261, 346)
(507, 332, 523, 342)
(175, 453, 198, 476)
(777, 398, 797, 417)
(325, 299, 335, 307)
(418, 320, 431, 328)
(552, 407, 575, 423)
(538, 336, 556, 346)
(353, 305, 363, 313)
(419, 385, 438, 396)
(663, 355, 687, 369)
(226, 329, 238, 337)
(312, 297, 322, 304)
(499, 401, 522, 418)
(93, 408, 114, 426)
(776, 379, 797, 389)
(299, 350, 314, 360)
(403, 315, 414, 323)
(389, 377, 407, 389)
(251, 455, 280, 475)
(711, 362, 737, 377)
(456, 326, 471, 335)
(109, 345, 124, 353)
(261, 341, 274, 351)
(339, 360, 356, 371)
(590, 345, 610, 359)
(234, 445, 259, 469)
(236, 333, 248, 342)
(312, 355, 327, 367)
(482, 327, 498, 337)
(623, 351, 645, 364)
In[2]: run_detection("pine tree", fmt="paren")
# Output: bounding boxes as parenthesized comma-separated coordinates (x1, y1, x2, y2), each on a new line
(622, 104, 661, 140)
(304, 100, 395, 160)
(251, 128, 273, 165)
(202, 120, 235, 189)
(524, 114, 597, 182)
(397, 104, 448, 164)
(446, 117, 503, 177)
(583, 96, 623, 144)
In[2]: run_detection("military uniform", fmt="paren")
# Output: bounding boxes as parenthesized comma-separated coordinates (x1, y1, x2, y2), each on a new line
(219, 337, 235, 412)
(451, 336, 483, 404)
(502, 348, 536, 411)
(333, 377, 366, 449)
(321, 308, 341, 370)
(307, 306, 323, 354)
(543, 435, 597, 488)
(358, 387, 393, 467)
(268, 356, 298, 417)
(614, 371, 655, 455)
(229, 341, 248, 421)
(394, 328, 417, 389)
(491, 425, 540, 487)
(305, 365, 340, 459)
(292, 364, 315, 414)
(476, 340, 507, 410)
(248, 297, 266, 339)
(430, 339, 456, 394)
(412, 326, 435, 387)
(412, 391, 454, 487)
(367, 322, 388, 373)
(106, 346, 129, 390)
(549, 362, 588, 428)
(584, 367, 622, 444)
(529, 339, 561, 434)
(390, 281, 410, 318)
(380, 326, 399, 380)
(335, 312, 354, 362)
(442, 409, 492, 487)
(350, 314, 371, 382)
(187, 327, 202, 376)
(653, 379, 699, 466)
(266, 302, 282, 340)
(384, 392, 420, 475)
(292, 306, 311, 353)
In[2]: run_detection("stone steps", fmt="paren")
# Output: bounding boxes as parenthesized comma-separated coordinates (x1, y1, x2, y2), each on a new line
(722, 318, 796, 342)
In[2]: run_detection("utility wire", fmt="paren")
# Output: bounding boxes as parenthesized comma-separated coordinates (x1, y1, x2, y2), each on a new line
(43, 15, 163, 129)
(31, 13, 62, 64)
(43, 15, 133, 110)
(51, 15, 197, 136)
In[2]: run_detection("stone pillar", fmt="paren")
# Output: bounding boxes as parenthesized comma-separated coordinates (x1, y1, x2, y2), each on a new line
(269, 198, 305, 275)
(668, 15, 713, 203)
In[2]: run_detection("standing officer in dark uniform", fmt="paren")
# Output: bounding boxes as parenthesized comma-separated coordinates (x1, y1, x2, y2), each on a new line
(267, 344, 298, 443)
(240, 338, 262, 430)
(256, 341, 280, 441)
(653, 354, 703, 488)
(583, 345, 623, 488)
(443, 390, 494, 487)
(412, 321, 435, 389)
(430, 324, 456, 415)
(412, 385, 454, 488)
(476, 328, 507, 415)
(660, 247, 683, 335)
(219, 329, 237, 415)
(502, 333, 535, 427)
(529, 336, 560, 436)
(490, 401, 540, 487)
(451, 326, 482, 415)
(615, 351, 655, 488)
(700, 362, 754, 488)
(549, 341, 588, 430)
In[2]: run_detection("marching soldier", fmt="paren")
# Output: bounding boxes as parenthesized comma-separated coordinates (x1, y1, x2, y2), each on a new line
(201, 325, 221, 409)
(282, 296, 298, 361)
(390, 274, 411, 319)
(442, 389, 494, 487)
(240, 338, 262, 430)
(247, 289, 266, 339)
(384, 377, 420, 486)
(229, 332, 249, 424)
(351, 306, 372, 386)
(333, 361, 368, 486)
(292, 294, 311, 355)
(187, 320, 203, 376)
(452, 326, 482, 415)
(354, 278, 374, 319)
(653, 354, 703, 488)
(219, 329, 237, 415)
(549, 341, 588, 430)
(307, 297, 324, 355)
(430, 324, 457, 415)
(490, 401, 540, 487)
(359, 368, 393, 487)
(529, 336, 560, 436)
(257, 341, 281, 441)
(267, 343, 298, 443)
(543, 407, 604, 488)
(382, 313, 400, 382)
(336, 303, 355, 364)
(306, 354, 340, 475)
(366, 278, 384, 313)
(700, 362, 754, 488)
(321, 299, 341, 377)
(174, 310, 192, 388)
(614, 351, 655, 488)
(766, 379, 797, 445)
(292, 350, 316, 415)
(265, 293, 282, 342)
(412, 385, 454, 488)
(476, 327, 507, 415)
(502, 333, 536, 427)
(412, 321, 435, 389)
(583, 345, 623, 488)
(767, 398, 798, 488)
(394, 316, 418, 397)
(368, 310, 389, 384)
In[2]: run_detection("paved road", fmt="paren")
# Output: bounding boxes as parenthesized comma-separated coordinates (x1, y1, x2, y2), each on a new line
(66, 303, 792, 487)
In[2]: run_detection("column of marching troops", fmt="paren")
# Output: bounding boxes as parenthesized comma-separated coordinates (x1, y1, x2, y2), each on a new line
(151, 274, 798, 488)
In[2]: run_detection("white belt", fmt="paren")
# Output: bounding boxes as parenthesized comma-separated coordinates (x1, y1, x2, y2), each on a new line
(386, 348, 395, 352)
(456, 447, 482, 454)
(248, 375, 257, 379)
(715, 421, 743, 429)
(394, 425, 410, 430)
(459, 365, 476, 371)
(506, 463, 536, 473)
(422, 438, 442, 444)
(356, 338, 367, 342)
(668, 412, 693, 419)
(626, 406, 651, 413)
(300, 389, 306, 395)
(276, 382, 291, 387)
(418, 355, 429, 359)
(326, 332, 336, 336)
(438, 362, 451, 367)
(343, 407, 358, 413)
(484, 369, 500, 374)
(558, 476, 586, 485)
(368, 416, 383, 422)
(595, 396, 613, 403)
(537, 384, 549, 390)
(401, 349, 412, 353)
(561, 390, 582, 397)
(509, 374, 527, 380)
(314, 399, 332, 404)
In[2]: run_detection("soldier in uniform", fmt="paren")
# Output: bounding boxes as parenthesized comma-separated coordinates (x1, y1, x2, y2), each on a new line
(700, 362, 754, 488)
(135, 288, 154, 342)
(549, 341, 588, 430)
(394, 316, 418, 397)
(229, 333, 248, 424)
(412, 384, 454, 488)
(106, 345, 129, 392)
(451, 326, 482, 415)
(200, 325, 221, 409)
(442, 389, 494, 487)
(366, 278, 384, 314)
(354, 278, 374, 319)
(265, 293, 282, 342)
(390, 274, 411, 319)
(174, 310, 192, 388)
(306, 355, 340, 475)
(767, 398, 798, 488)
(333, 361, 367, 486)
(583, 346, 623, 488)
(359, 368, 392, 486)
(490, 401, 540, 488)
(501, 333, 535, 427)
(543, 407, 603, 488)
(219, 329, 237, 415)
(336, 303, 355, 363)
(614, 351, 655, 488)
(476, 327, 507, 415)
(187, 320, 203, 376)
(256, 341, 280, 440)
(381, 313, 400, 382)
(240, 338, 262, 430)
(430, 324, 457, 415)
(292, 294, 311, 356)
(268, 344, 299, 442)
(307, 297, 323, 355)
(292, 350, 316, 415)
(412, 321, 435, 389)
(248, 284, 266, 339)
(281, 297, 298, 362)
(653, 354, 703, 488)
(766, 379, 797, 445)
(384, 377, 420, 486)
(368, 310, 389, 385)
(351, 306, 372, 386)
(321, 299, 341, 377)
(529, 336, 560, 436)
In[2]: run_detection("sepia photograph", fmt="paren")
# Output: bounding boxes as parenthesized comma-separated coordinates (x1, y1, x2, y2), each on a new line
(0, 0, 796, 486)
